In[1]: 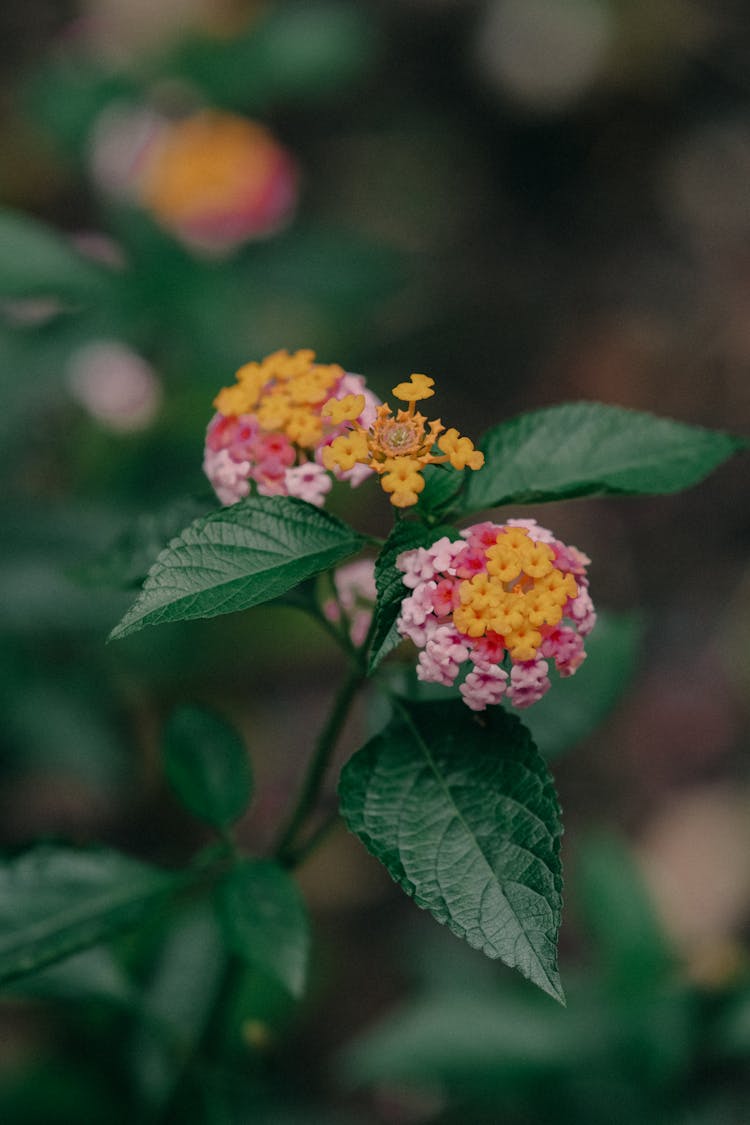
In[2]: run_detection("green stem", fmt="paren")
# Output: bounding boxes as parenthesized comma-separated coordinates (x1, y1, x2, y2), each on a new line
(282, 807, 341, 868)
(274, 661, 364, 864)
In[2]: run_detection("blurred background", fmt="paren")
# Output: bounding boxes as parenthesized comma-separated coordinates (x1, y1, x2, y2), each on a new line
(1, 1, 750, 1122)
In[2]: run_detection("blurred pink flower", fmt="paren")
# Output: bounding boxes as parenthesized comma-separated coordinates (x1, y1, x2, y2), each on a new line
(324, 559, 377, 648)
(67, 339, 162, 432)
(91, 103, 298, 255)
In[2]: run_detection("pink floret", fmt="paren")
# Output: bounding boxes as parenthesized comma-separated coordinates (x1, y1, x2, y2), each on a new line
(505, 658, 551, 709)
(203, 447, 251, 505)
(285, 463, 332, 507)
(460, 663, 509, 711)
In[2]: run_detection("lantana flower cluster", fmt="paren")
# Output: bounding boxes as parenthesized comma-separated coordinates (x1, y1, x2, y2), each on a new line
(91, 106, 297, 255)
(321, 373, 484, 507)
(396, 519, 595, 710)
(204, 349, 379, 506)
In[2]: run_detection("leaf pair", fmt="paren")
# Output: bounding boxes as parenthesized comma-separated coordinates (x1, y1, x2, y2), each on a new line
(163, 705, 310, 1000)
(0, 707, 308, 1001)
(108, 404, 744, 643)
(0, 844, 308, 1007)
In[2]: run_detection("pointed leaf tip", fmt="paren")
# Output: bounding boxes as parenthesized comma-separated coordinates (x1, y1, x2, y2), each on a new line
(339, 701, 565, 1002)
(110, 495, 366, 640)
(464, 402, 746, 513)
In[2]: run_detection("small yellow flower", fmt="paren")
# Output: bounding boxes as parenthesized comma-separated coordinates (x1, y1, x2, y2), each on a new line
(485, 543, 523, 584)
(392, 372, 435, 402)
(521, 542, 555, 579)
(268, 348, 316, 379)
(321, 394, 366, 425)
(380, 457, 426, 508)
(489, 598, 525, 636)
(437, 428, 484, 471)
(321, 431, 370, 472)
(536, 569, 578, 605)
(524, 591, 563, 628)
(453, 603, 491, 638)
(289, 368, 340, 406)
(505, 625, 543, 663)
(458, 572, 497, 604)
(256, 390, 292, 431)
(285, 408, 323, 448)
(235, 362, 267, 393)
(214, 381, 260, 416)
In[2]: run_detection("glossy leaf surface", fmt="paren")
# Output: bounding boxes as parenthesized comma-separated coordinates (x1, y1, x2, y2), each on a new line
(339, 701, 564, 1001)
(110, 495, 366, 640)
(464, 402, 745, 512)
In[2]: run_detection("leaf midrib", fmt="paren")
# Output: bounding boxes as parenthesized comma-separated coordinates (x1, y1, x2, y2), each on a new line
(395, 705, 560, 996)
(481, 408, 734, 491)
(0, 869, 172, 965)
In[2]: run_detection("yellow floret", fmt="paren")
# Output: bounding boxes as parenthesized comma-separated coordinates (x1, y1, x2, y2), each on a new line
(437, 428, 485, 471)
(506, 625, 543, 662)
(458, 573, 497, 604)
(453, 603, 491, 638)
(289, 371, 337, 406)
(321, 432, 370, 472)
(285, 409, 323, 448)
(267, 349, 316, 379)
(214, 382, 259, 416)
(235, 361, 264, 385)
(488, 595, 525, 635)
(536, 570, 578, 605)
(501, 527, 532, 551)
(485, 545, 522, 583)
(321, 394, 366, 425)
(521, 542, 555, 579)
(256, 391, 292, 431)
(525, 590, 563, 628)
(392, 373, 435, 402)
(379, 456, 426, 507)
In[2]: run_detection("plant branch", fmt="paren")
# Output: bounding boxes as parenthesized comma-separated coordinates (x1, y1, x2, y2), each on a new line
(273, 661, 364, 865)
(282, 806, 342, 869)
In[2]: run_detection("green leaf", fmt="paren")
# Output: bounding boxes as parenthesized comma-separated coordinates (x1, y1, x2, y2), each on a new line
(215, 859, 310, 999)
(163, 705, 253, 829)
(339, 700, 565, 1001)
(0, 209, 107, 299)
(368, 521, 451, 674)
(521, 612, 642, 759)
(715, 988, 750, 1059)
(5, 946, 135, 1008)
(109, 495, 366, 641)
(463, 402, 746, 512)
(132, 901, 226, 1112)
(0, 846, 178, 986)
(375, 613, 642, 761)
(341, 992, 593, 1093)
(168, 2, 378, 108)
(417, 463, 466, 521)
